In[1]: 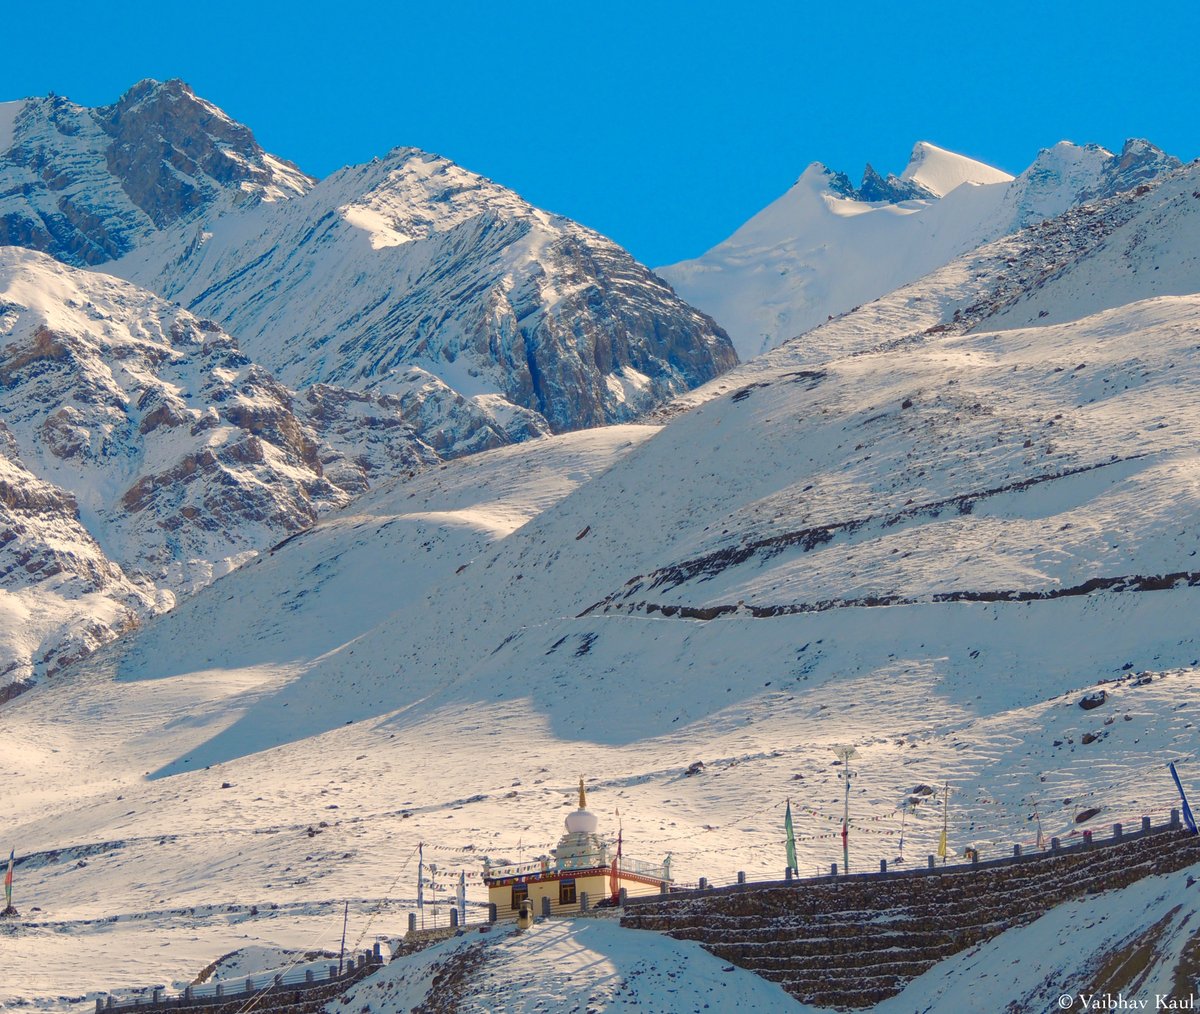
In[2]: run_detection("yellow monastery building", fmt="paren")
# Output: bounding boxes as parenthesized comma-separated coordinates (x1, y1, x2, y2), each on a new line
(483, 779, 672, 916)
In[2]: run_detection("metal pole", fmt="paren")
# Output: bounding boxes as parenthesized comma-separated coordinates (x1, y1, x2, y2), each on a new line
(338, 901, 349, 975)
(941, 782, 949, 864)
(418, 843, 425, 930)
(843, 761, 851, 873)
(834, 745, 857, 874)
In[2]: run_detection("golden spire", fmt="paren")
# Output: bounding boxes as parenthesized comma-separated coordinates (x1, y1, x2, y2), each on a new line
(578, 776, 586, 809)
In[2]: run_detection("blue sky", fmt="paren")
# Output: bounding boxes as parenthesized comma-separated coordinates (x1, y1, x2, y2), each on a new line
(2, 1, 1197, 266)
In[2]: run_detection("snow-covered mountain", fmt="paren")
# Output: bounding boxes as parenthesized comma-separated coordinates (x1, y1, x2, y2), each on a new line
(0, 80, 737, 445)
(109, 144, 737, 433)
(0, 248, 446, 684)
(0, 79, 741, 686)
(0, 80, 311, 265)
(4, 158, 1200, 1008)
(660, 138, 1180, 359)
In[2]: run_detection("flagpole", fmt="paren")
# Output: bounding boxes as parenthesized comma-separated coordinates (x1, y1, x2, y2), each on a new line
(418, 842, 425, 930)
(3, 848, 13, 914)
(784, 799, 797, 875)
(1032, 797, 1045, 850)
(338, 900, 349, 975)
(834, 746, 857, 873)
(1169, 762, 1199, 834)
(940, 782, 949, 864)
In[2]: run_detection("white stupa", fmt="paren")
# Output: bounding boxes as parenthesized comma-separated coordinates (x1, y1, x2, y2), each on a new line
(552, 777, 609, 867)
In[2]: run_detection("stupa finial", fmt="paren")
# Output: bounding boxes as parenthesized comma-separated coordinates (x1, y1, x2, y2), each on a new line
(579, 776, 586, 809)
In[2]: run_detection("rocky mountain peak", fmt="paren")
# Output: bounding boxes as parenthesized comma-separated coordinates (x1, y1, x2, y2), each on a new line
(857, 162, 935, 203)
(0, 82, 312, 265)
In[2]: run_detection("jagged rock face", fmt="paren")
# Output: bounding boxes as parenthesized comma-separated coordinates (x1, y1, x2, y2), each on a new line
(0, 80, 310, 266)
(856, 163, 935, 203)
(0, 248, 449, 684)
(1088, 138, 1183, 200)
(0, 430, 151, 681)
(114, 148, 738, 434)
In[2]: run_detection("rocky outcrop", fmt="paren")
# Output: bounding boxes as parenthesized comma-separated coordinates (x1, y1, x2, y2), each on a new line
(0, 248, 436, 687)
(0, 80, 309, 266)
(856, 163, 935, 203)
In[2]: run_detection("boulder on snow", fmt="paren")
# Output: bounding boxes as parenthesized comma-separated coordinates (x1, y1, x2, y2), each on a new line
(1079, 690, 1107, 710)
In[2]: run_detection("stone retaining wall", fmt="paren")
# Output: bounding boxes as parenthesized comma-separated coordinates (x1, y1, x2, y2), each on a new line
(621, 822, 1200, 1008)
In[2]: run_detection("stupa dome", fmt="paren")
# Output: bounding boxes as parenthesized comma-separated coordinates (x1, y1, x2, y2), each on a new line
(565, 807, 599, 834)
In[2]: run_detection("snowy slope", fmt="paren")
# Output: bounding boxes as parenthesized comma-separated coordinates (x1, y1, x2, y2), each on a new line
(877, 862, 1200, 1012)
(900, 141, 1013, 197)
(660, 139, 1179, 359)
(341, 918, 806, 1012)
(4, 159, 1200, 1008)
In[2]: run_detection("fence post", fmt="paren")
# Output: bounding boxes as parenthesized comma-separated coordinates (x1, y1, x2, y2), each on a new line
(698, 877, 708, 891)
(541, 895, 550, 918)
(488, 902, 497, 923)
(274, 974, 282, 988)
(927, 855, 935, 870)
(619, 887, 628, 906)
(580, 891, 589, 912)
(182, 987, 191, 1003)
(1142, 816, 1152, 834)
(96, 1001, 104, 1014)
(737, 871, 746, 885)
(785, 867, 793, 882)
(1050, 837, 1060, 851)
(106, 998, 114, 1010)
(880, 859, 888, 874)
(408, 912, 417, 934)
(1084, 829, 1093, 846)
(244, 979, 253, 996)
(330, 964, 339, 980)
(215, 984, 223, 999)
(971, 851, 979, 865)
(1113, 823, 1123, 840)
(831, 863, 838, 876)
(305, 970, 314, 984)
(1013, 844, 1022, 858)
(1172, 809, 1182, 829)
(451, 907, 460, 927)
(660, 881, 668, 894)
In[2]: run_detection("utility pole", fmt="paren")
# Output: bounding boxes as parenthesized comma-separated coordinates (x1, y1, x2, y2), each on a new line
(834, 745, 858, 873)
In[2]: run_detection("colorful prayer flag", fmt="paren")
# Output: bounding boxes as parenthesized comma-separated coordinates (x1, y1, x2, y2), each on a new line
(4, 849, 12, 908)
(785, 800, 797, 872)
(1169, 762, 1198, 834)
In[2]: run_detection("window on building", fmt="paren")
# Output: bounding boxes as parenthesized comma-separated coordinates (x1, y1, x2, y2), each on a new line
(511, 883, 528, 910)
(559, 879, 576, 905)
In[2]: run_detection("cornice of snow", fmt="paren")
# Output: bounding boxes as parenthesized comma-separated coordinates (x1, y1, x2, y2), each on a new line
(900, 140, 1014, 197)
